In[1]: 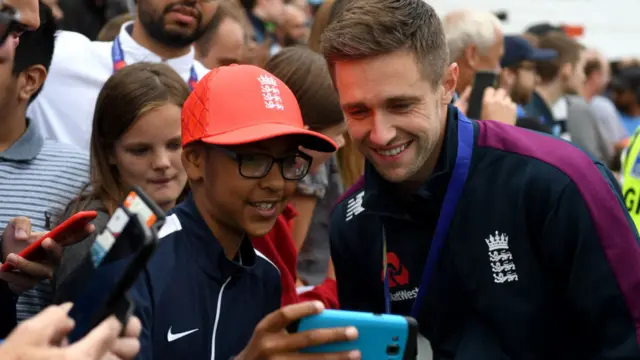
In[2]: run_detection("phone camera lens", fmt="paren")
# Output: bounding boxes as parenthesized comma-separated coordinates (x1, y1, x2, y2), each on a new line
(386, 344, 400, 356)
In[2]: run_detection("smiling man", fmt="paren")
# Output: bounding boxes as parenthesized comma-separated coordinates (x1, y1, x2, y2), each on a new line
(324, 0, 640, 358)
(27, 0, 218, 150)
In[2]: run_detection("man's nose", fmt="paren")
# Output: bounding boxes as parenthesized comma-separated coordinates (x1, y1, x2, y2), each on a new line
(367, 113, 396, 147)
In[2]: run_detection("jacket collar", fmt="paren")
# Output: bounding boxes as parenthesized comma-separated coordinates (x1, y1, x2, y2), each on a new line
(173, 195, 258, 280)
(363, 105, 460, 220)
(116, 21, 196, 76)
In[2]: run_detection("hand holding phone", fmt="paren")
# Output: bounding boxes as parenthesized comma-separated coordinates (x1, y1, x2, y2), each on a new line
(67, 186, 165, 343)
(466, 71, 498, 120)
(1, 211, 97, 272)
(235, 302, 361, 360)
(287, 309, 418, 359)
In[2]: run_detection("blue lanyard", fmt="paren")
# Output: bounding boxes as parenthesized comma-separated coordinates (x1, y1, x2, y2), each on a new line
(111, 35, 198, 91)
(383, 116, 474, 318)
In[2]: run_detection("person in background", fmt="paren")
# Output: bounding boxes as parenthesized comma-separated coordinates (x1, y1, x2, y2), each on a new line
(583, 50, 630, 168)
(195, 0, 248, 69)
(611, 67, 640, 136)
(621, 127, 640, 230)
(534, 33, 611, 162)
(239, 0, 284, 46)
(53, 63, 189, 303)
(307, 0, 365, 189)
(264, 46, 346, 288)
(525, 33, 583, 138)
(27, 0, 217, 150)
(0, 3, 90, 323)
(275, 4, 309, 48)
(442, 9, 517, 125)
(443, 9, 503, 96)
(498, 34, 555, 133)
(323, 0, 640, 357)
(0, 303, 141, 360)
(129, 64, 354, 359)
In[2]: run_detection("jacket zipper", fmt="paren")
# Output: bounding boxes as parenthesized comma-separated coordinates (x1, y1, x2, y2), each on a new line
(210, 276, 232, 360)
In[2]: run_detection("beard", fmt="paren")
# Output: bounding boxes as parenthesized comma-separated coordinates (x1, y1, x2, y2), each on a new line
(138, 0, 207, 48)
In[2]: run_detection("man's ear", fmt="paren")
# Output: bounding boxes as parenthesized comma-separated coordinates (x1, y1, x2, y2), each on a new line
(18, 65, 46, 103)
(560, 62, 573, 80)
(181, 144, 205, 182)
(440, 63, 459, 104)
(463, 45, 479, 69)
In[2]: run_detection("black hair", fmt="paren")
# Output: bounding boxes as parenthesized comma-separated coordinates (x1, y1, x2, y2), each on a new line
(12, 2, 57, 102)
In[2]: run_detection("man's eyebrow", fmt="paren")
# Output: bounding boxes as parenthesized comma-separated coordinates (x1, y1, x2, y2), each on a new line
(384, 95, 423, 104)
(341, 101, 367, 111)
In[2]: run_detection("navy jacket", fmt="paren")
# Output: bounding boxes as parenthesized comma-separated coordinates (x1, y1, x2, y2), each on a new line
(331, 106, 640, 359)
(130, 197, 281, 360)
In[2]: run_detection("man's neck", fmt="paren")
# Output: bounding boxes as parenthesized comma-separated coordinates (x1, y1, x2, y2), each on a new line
(130, 18, 192, 60)
(536, 82, 564, 109)
(0, 110, 27, 153)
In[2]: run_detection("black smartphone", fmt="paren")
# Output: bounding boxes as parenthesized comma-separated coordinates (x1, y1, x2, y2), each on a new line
(66, 187, 165, 343)
(466, 71, 498, 120)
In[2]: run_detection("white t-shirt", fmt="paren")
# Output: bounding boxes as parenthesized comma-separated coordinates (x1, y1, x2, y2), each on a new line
(27, 21, 210, 150)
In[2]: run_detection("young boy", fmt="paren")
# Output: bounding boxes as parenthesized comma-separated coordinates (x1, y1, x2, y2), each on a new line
(130, 64, 359, 360)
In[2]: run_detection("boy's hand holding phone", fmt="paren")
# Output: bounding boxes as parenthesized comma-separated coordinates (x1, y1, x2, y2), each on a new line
(0, 215, 95, 294)
(235, 301, 361, 360)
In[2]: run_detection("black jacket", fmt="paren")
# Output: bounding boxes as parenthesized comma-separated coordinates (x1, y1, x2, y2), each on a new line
(331, 107, 640, 359)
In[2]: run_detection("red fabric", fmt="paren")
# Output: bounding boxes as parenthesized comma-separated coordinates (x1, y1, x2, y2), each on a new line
(251, 204, 339, 309)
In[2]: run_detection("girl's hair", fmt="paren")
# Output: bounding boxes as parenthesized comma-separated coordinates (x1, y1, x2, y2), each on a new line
(264, 46, 343, 131)
(72, 62, 190, 214)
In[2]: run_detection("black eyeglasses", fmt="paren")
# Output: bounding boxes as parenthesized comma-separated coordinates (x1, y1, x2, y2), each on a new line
(0, 10, 26, 46)
(213, 145, 313, 180)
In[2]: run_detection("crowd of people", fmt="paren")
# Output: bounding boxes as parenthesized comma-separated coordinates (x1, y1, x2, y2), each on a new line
(1, 0, 640, 358)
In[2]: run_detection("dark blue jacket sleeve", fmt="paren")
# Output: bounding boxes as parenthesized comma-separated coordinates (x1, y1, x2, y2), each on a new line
(131, 268, 154, 360)
(0, 281, 16, 338)
(541, 164, 640, 358)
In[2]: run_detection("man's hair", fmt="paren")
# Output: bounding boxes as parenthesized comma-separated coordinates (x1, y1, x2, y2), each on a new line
(443, 10, 502, 63)
(536, 32, 582, 83)
(321, 0, 448, 87)
(196, 0, 248, 56)
(13, 2, 57, 102)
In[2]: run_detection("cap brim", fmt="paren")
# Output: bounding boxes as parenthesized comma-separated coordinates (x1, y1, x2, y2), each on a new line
(200, 123, 338, 152)
(528, 48, 558, 62)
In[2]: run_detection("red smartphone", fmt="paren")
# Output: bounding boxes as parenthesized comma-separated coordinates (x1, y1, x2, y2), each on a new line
(1, 210, 98, 272)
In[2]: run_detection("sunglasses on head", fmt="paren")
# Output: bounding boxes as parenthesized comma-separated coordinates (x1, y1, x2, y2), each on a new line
(0, 9, 26, 45)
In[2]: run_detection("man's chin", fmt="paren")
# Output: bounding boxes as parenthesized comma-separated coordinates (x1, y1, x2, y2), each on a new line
(373, 164, 414, 184)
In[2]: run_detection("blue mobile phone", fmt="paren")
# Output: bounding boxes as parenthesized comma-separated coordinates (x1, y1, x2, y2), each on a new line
(287, 310, 418, 359)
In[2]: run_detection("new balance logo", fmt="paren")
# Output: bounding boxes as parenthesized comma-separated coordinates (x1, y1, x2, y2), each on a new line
(345, 191, 365, 221)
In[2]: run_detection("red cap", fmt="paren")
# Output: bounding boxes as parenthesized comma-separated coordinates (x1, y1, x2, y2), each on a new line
(181, 64, 337, 152)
